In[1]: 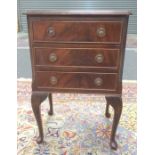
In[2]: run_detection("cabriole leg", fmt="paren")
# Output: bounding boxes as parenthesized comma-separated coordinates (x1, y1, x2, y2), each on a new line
(48, 93, 53, 115)
(31, 91, 48, 144)
(105, 102, 111, 118)
(105, 96, 122, 150)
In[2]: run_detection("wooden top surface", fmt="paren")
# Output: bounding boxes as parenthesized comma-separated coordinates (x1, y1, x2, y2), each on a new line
(25, 9, 132, 16)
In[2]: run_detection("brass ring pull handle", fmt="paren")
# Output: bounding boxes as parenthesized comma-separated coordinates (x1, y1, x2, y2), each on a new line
(97, 27, 106, 37)
(50, 76, 58, 85)
(94, 77, 103, 86)
(49, 53, 57, 63)
(95, 54, 104, 63)
(47, 27, 55, 36)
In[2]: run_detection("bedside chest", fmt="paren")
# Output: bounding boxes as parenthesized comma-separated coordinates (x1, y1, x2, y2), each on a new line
(26, 10, 131, 150)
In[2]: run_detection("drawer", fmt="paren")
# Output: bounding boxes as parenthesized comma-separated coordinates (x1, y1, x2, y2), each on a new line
(35, 71, 118, 91)
(34, 48, 119, 70)
(32, 20, 122, 43)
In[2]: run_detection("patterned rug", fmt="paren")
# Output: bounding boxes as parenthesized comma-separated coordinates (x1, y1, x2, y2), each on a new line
(17, 80, 137, 155)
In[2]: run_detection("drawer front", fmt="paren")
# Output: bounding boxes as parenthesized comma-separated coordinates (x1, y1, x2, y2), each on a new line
(32, 20, 122, 43)
(35, 71, 118, 91)
(34, 48, 120, 69)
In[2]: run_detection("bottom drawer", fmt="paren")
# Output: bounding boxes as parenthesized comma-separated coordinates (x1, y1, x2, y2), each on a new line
(35, 71, 118, 91)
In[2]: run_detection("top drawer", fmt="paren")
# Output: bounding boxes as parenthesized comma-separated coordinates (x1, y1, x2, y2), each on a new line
(31, 20, 123, 43)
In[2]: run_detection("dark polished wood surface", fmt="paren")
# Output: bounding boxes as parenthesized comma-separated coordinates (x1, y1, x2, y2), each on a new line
(25, 9, 132, 16)
(32, 20, 122, 43)
(35, 71, 118, 90)
(34, 48, 120, 70)
(27, 10, 130, 150)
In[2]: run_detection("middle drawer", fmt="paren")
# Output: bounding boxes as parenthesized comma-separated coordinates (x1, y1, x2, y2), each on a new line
(34, 47, 120, 70)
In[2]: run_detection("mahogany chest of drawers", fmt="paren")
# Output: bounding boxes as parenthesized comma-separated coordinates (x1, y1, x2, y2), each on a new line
(26, 10, 131, 150)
